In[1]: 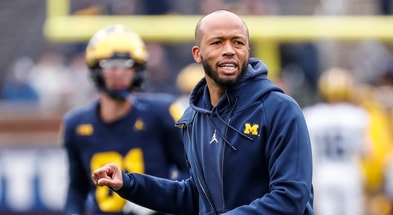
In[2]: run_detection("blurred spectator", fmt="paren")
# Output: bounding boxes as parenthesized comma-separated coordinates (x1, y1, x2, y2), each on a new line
(70, 0, 137, 15)
(0, 56, 39, 102)
(137, 0, 173, 14)
(143, 42, 175, 94)
(199, 0, 277, 15)
(350, 40, 393, 86)
(275, 0, 321, 107)
(64, 52, 97, 109)
(28, 50, 71, 112)
(379, 0, 393, 14)
(136, 0, 194, 96)
(279, 42, 321, 107)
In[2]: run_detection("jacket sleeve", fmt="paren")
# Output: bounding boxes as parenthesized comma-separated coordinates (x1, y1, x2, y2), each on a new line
(62, 118, 90, 215)
(225, 93, 314, 215)
(116, 172, 199, 215)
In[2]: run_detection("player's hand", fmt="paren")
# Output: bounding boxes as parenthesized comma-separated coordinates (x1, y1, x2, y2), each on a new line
(92, 163, 123, 191)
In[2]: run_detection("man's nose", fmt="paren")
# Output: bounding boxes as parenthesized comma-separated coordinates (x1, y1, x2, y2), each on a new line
(222, 42, 235, 55)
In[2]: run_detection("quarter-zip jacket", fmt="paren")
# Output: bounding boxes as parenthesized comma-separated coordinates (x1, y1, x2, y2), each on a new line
(116, 57, 315, 215)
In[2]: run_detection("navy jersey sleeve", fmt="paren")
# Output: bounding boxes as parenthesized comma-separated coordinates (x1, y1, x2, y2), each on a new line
(160, 100, 190, 180)
(142, 93, 189, 180)
(61, 111, 90, 215)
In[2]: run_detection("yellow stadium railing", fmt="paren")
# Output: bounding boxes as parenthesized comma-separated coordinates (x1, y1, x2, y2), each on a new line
(43, 0, 393, 77)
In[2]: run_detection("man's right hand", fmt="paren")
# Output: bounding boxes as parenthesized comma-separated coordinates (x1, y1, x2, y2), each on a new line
(92, 163, 123, 190)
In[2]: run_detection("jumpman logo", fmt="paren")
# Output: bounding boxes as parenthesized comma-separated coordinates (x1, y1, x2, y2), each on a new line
(210, 130, 218, 144)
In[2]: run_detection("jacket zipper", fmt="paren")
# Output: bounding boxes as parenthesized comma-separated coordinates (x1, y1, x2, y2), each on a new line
(220, 117, 231, 211)
(187, 125, 215, 213)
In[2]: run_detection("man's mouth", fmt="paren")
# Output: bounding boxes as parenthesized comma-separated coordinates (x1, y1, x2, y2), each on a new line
(219, 63, 237, 74)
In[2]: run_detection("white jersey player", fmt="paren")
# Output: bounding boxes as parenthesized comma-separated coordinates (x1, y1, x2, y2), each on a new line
(303, 67, 371, 215)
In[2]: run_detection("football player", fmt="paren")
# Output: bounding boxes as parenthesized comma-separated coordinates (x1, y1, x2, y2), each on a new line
(303, 67, 372, 215)
(60, 24, 189, 215)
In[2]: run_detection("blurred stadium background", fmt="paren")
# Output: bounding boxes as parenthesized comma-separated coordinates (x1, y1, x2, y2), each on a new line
(1, 0, 393, 214)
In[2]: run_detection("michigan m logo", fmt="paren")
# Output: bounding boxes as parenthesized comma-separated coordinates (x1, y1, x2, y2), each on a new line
(77, 124, 94, 136)
(243, 123, 259, 136)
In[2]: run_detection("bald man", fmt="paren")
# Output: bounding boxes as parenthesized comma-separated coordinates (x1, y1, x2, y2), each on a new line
(92, 10, 315, 215)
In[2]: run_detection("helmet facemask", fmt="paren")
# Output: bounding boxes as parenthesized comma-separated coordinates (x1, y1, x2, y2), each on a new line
(85, 24, 148, 100)
(90, 53, 146, 100)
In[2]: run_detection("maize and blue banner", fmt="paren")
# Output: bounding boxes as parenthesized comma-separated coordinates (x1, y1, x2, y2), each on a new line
(0, 148, 67, 213)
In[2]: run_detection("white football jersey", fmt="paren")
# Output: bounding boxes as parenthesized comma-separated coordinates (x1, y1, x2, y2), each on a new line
(303, 102, 370, 166)
(303, 102, 371, 215)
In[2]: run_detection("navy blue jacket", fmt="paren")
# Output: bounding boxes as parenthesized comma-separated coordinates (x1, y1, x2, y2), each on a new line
(117, 58, 315, 215)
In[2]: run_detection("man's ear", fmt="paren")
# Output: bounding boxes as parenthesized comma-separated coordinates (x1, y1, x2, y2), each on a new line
(192, 46, 201, 63)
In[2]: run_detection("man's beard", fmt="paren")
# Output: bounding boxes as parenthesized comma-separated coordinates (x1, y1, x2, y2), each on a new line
(202, 57, 248, 89)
